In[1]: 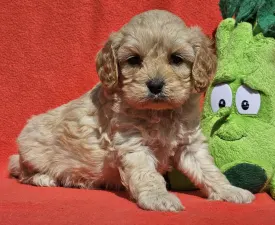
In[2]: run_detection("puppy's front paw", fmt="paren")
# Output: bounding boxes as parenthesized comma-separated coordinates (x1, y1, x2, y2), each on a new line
(137, 192, 184, 212)
(209, 185, 255, 204)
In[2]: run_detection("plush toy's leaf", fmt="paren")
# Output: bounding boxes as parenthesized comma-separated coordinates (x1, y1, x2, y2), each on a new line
(235, 0, 265, 23)
(219, 0, 242, 18)
(257, 0, 275, 37)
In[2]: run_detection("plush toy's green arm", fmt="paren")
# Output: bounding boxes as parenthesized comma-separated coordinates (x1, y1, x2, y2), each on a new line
(220, 160, 273, 194)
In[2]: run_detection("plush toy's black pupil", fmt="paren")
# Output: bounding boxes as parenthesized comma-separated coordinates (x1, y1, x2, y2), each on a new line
(219, 99, 226, 108)
(241, 100, 249, 110)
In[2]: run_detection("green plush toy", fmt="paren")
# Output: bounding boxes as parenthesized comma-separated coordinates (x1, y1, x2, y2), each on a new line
(168, 0, 275, 197)
(201, 18, 275, 198)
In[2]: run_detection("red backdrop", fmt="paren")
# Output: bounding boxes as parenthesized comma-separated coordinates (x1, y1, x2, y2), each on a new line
(0, 0, 221, 170)
(2, 2, 275, 225)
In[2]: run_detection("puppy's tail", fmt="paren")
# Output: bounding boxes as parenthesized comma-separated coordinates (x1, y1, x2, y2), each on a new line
(8, 154, 21, 178)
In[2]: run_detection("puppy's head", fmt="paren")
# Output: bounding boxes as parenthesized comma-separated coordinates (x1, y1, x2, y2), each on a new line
(96, 10, 216, 110)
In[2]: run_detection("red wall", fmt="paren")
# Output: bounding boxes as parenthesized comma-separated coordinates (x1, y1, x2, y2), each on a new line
(0, 0, 221, 164)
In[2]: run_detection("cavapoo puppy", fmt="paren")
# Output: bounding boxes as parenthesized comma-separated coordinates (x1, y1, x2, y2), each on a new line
(8, 10, 254, 211)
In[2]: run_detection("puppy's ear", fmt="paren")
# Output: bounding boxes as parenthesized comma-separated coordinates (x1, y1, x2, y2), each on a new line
(190, 28, 217, 93)
(96, 33, 122, 90)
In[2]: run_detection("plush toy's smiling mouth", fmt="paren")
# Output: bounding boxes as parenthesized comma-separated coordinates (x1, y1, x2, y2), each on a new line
(216, 133, 245, 141)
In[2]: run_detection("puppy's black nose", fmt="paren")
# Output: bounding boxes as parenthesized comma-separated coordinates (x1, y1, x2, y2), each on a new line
(147, 78, 164, 95)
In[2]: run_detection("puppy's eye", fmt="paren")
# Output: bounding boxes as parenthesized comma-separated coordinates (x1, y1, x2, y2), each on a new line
(127, 55, 142, 66)
(170, 54, 184, 65)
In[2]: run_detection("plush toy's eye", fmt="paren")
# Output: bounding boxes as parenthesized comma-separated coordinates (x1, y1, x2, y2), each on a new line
(211, 84, 232, 113)
(236, 85, 261, 115)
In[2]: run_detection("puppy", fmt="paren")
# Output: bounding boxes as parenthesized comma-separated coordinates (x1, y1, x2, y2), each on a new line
(8, 10, 254, 211)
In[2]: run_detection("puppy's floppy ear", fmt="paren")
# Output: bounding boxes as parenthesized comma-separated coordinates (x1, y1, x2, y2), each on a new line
(96, 32, 122, 90)
(190, 28, 217, 93)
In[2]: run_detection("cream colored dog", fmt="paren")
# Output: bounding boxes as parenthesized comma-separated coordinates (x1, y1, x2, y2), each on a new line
(8, 10, 254, 211)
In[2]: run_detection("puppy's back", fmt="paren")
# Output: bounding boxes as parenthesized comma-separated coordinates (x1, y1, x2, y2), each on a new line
(10, 84, 103, 178)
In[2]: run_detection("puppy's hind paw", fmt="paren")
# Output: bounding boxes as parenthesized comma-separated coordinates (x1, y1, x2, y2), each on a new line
(137, 192, 184, 212)
(21, 173, 57, 187)
(209, 185, 255, 204)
